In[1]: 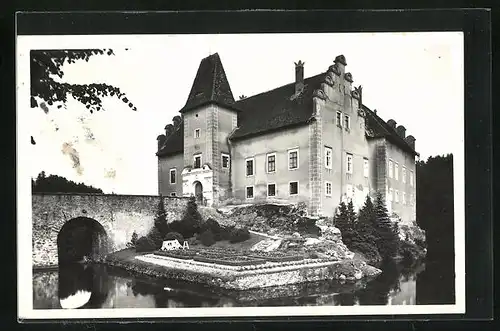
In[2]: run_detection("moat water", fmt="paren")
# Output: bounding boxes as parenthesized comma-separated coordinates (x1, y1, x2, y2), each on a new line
(33, 259, 455, 309)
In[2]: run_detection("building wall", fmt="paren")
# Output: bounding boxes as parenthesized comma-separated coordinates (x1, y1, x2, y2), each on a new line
(158, 153, 184, 197)
(213, 106, 238, 202)
(230, 125, 310, 206)
(315, 64, 370, 217)
(183, 105, 212, 167)
(385, 141, 417, 223)
(32, 193, 188, 267)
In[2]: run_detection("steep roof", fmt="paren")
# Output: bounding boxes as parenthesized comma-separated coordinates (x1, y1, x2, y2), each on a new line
(230, 73, 324, 140)
(156, 121, 183, 157)
(363, 105, 419, 156)
(179, 53, 237, 114)
(158, 54, 417, 158)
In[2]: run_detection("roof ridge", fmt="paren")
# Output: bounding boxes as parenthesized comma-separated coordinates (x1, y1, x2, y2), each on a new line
(236, 72, 325, 104)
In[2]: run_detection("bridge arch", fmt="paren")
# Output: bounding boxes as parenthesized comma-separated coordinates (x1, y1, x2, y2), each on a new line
(56, 216, 110, 265)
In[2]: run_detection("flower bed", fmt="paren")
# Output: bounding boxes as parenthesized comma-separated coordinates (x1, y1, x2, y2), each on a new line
(248, 251, 305, 263)
(193, 255, 266, 267)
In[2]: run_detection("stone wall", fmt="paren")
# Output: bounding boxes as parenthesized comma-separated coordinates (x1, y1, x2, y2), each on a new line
(32, 193, 188, 268)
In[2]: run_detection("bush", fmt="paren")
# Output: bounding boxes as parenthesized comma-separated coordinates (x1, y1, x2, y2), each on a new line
(135, 236, 156, 253)
(296, 217, 321, 236)
(350, 241, 382, 266)
(164, 232, 184, 243)
(147, 227, 163, 250)
(229, 227, 251, 243)
(175, 196, 203, 238)
(399, 241, 425, 266)
(199, 229, 216, 247)
(219, 225, 235, 241)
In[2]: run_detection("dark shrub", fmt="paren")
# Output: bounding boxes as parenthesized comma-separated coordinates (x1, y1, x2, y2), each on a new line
(173, 196, 202, 238)
(350, 241, 382, 266)
(199, 229, 216, 247)
(229, 227, 251, 243)
(219, 225, 235, 241)
(147, 227, 163, 250)
(399, 241, 425, 266)
(135, 236, 156, 253)
(164, 232, 184, 243)
(203, 218, 222, 233)
(296, 217, 321, 236)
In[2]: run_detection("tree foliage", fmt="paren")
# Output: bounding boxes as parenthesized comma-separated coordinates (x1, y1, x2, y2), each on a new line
(32, 171, 103, 194)
(30, 49, 136, 113)
(334, 201, 356, 247)
(416, 154, 454, 262)
(153, 196, 170, 238)
(170, 196, 202, 238)
(373, 192, 400, 261)
(351, 196, 382, 264)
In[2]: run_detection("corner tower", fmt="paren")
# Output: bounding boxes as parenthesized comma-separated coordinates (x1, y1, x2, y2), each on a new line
(179, 53, 239, 206)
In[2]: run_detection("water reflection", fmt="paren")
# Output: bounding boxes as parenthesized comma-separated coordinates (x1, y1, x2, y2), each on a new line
(33, 259, 455, 309)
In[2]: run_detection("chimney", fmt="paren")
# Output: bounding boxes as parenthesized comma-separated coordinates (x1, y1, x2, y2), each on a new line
(405, 135, 416, 150)
(295, 60, 305, 94)
(387, 119, 397, 130)
(334, 55, 347, 74)
(396, 125, 406, 138)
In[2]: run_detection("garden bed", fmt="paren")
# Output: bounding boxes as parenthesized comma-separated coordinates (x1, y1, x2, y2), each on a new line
(193, 255, 267, 267)
(248, 251, 305, 263)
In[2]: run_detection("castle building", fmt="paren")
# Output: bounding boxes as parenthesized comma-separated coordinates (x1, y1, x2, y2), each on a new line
(156, 53, 418, 222)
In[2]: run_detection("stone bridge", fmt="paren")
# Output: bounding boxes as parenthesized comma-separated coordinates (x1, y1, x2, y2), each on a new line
(32, 193, 188, 268)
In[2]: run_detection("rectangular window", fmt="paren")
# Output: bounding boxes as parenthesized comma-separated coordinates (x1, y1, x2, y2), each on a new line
(267, 183, 276, 197)
(194, 128, 201, 139)
(389, 188, 393, 201)
(267, 153, 276, 173)
(395, 163, 399, 180)
(395, 189, 399, 203)
(169, 168, 176, 184)
(388, 160, 393, 178)
(170, 192, 177, 197)
(288, 149, 299, 170)
(325, 147, 333, 169)
(346, 153, 353, 174)
(402, 192, 406, 205)
(325, 181, 332, 196)
(344, 115, 350, 130)
(194, 155, 202, 169)
(336, 111, 342, 127)
(402, 166, 406, 183)
(410, 171, 414, 186)
(245, 158, 254, 176)
(289, 181, 299, 195)
(246, 186, 254, 199)
(363, 158, 369, 178)
(221, 153, 230, 169)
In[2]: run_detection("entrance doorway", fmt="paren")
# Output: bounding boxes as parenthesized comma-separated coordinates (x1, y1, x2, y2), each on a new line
(194, 181, 203, 204)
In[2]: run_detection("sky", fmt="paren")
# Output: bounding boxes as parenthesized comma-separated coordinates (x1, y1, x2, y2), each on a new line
(19, 32, 464, 195)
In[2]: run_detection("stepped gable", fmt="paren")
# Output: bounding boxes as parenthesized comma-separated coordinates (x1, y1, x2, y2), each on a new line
(363, 105, 419, 156)
(231, 73, 324, 140)
(179, 53, 237, 114)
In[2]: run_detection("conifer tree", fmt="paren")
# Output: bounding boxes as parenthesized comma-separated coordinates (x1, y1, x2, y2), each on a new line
(355, 195, 378, 248)
(153, 196, 170, 238)
(373, 191, 400, 261)
(335, 201, 356, 246)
